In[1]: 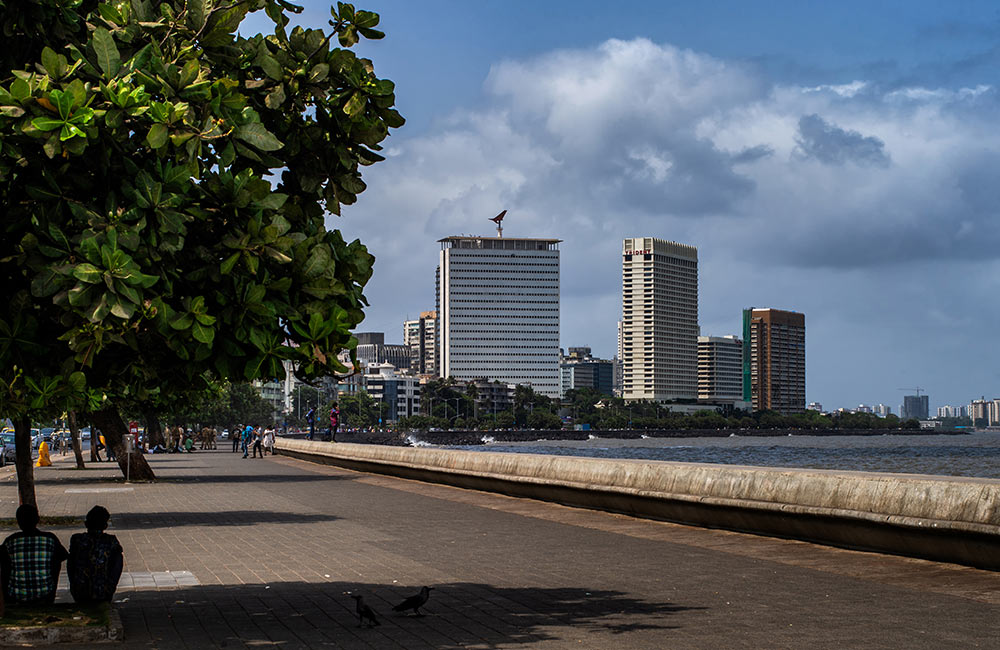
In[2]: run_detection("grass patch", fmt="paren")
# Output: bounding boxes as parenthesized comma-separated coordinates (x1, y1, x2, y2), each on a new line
(0, 516, 83, 528)
(0, 602, 109, 628)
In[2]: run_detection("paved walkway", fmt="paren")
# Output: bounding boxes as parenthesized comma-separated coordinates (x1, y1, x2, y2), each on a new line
(1, 447, 999, 649)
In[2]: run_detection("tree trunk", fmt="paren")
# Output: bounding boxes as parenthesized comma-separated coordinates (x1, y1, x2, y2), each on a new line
(68, 411, 86, 470)
(143, 407, 164, 449)
(13, 416, 35, 507)
(88, 405, 156, 481)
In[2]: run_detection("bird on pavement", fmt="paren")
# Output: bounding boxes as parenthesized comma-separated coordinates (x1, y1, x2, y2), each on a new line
(351, 594, 380, 627)
(392, 586, 434, 616)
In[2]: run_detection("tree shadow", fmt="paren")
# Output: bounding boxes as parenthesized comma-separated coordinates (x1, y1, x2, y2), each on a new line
(114, 580, 703, 648)
(112, 510, 341, 529)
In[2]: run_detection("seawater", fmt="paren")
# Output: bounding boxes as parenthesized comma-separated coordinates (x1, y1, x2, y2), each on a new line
(440, 432, 1000, 479)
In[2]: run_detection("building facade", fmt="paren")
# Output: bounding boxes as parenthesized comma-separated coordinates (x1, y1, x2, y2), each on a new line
(403, 311, 438, 376)
(559, 347, 614, 398)
(697, 335, 743, 402)
(437, 235, 561, 398)
(621, 237, 699, 402)
(743, 308, 806, 414)
(363, 363, 421, 423)
(900, 394, 929, 420)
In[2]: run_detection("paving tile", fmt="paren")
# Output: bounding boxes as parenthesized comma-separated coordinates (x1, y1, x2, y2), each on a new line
(1, 448, 998, 649)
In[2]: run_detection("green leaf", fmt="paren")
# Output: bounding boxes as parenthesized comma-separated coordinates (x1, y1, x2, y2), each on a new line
(235, 123, 284, 151)
(93, 28, 121, 79)
(186, 0, 209, 32)
(41, 47, 61, 79)
(32, 116, 64, 131)
(309, 63, 329, 83)
(264, 84, 285, 109)
(343, 91, 365, 117)
(147, 123, 168, 149)
(72, 264, 102, 284)
(9, 79, 29, 101)
(220, 253, 240, 275)
(191, 321, 214, 344)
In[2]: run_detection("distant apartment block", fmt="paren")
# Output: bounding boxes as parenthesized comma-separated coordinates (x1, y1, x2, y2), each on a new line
(743, 308, 806, 414)
(697, 335, 743, 402)
(437, 235, 561, 398)
(621, 237, 698, 402)
(403, 310, 438, 376)
(363, 363, 421, 422)
(560, 347, 614, 398)
(936, 405, 967, 419)
(874, 404, 892, 417)
(970, 399, 988, 425)
(355, 332, 411, 371)
(807, 402, 823, 412)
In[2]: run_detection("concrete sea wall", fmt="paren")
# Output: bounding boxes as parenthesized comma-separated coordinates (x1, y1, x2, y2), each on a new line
(275, 438, 1000, 570)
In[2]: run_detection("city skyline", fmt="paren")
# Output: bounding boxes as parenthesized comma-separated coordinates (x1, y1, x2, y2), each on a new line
(243, 2, 1000, 411)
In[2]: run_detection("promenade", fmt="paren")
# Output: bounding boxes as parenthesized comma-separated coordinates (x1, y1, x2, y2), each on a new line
(2, 447, 999, 649)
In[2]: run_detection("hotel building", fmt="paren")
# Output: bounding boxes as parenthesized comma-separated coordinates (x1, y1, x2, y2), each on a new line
(621, 237, 699, 402)
(437, 235, 561, 398)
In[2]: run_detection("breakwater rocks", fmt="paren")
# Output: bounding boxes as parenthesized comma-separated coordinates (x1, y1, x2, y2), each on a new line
(319, 427, 967, 447)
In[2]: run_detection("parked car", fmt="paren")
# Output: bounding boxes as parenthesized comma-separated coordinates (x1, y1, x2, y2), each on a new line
(0, 433, 15, 466)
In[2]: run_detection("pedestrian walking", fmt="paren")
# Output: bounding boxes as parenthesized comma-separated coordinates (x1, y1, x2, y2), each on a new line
(306, 407, 316, 441)
(251, 428, 264, 458)
(329, 405, 339, 442)
(241, 425, 253, 459)
(232, 425, 241, 453)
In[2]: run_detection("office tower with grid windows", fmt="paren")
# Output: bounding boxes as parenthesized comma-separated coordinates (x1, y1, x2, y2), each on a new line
(621, 237, 699, 402)
(437, 235, 561, 398)
(697, 335, 743, 401)
(742, 308, 806, 414)
(403, 310, 438, 376)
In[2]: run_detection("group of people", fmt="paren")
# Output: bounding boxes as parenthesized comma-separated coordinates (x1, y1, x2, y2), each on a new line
(233, 426, 275, 459)
(306, 405, 339, 442)
(0, 504, 122, 607)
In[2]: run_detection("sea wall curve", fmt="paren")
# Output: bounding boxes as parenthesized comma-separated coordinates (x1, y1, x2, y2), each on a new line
(275, 438, 1000, 570)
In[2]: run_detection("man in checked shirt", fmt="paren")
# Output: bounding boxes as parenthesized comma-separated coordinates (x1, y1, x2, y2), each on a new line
(0, 505, 68, 605)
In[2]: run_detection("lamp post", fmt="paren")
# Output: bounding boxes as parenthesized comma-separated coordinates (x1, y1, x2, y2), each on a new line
(449, 397, 461, 428)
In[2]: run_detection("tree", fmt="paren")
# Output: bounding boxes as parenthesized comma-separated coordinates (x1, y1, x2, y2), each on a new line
(0, 1, 403, 492)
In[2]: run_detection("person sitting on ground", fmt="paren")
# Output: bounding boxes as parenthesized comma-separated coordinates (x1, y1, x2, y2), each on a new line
(184, 433, 195, 453)
(67, 506, 123, 604)
(0, 504, 69, 605)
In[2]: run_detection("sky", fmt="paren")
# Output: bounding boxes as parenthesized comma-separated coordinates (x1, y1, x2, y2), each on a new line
(244, 1, 1000, 412)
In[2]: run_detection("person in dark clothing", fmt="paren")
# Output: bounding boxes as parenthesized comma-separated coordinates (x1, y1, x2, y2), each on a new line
(232, 425, 241, 453)
(306, 408, 316, 440)
(0, 505, 68, 605)
(67, 506, 123, 604)
(329, 405, 339, 442)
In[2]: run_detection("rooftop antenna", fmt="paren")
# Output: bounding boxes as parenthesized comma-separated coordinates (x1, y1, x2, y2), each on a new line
(489, 210, 506, 237)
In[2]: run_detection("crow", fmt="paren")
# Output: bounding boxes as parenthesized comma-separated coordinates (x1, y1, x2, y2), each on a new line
(351, 594, 380, 627)
(392, 586, 434, 616)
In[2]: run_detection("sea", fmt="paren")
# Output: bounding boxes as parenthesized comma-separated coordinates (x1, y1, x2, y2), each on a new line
(440, 432, 1000, 479)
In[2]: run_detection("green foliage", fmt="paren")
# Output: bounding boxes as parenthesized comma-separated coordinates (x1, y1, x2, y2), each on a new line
(0, 1, 403, 419)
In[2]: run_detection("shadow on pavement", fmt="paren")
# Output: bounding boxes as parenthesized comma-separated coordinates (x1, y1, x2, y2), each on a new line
(114, 510, 341, 529)
(115, 580, 701, 649)
(32, 472, 356, 486)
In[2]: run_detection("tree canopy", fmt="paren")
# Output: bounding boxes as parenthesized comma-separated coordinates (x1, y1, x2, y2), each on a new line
(0, 0, 403, 493)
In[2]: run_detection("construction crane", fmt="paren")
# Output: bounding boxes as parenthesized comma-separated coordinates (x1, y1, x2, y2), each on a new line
(897, 387, 925, 396)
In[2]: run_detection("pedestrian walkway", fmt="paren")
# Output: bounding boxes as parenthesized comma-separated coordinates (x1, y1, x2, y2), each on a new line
(2, 448, 999, 649)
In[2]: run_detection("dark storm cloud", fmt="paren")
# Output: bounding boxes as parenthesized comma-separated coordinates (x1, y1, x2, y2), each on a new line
(794, 114, 890, 167)
(731, 144, 774, 165)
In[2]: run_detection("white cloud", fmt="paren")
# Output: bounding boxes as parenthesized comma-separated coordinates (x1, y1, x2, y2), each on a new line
(339, 37, 1000, 408)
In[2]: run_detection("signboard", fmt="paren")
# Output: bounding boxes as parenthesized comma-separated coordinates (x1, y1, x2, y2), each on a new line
(623, 249, 651, 256)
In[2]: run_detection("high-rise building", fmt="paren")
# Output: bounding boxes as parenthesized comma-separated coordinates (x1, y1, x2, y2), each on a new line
(621, 237, 699, 402)
(403, 310, 437, 376)
(697, 335, 743, 402)
(901, 394, 929, 420)
(560, 347, 614, 398)
(437, 235, 561, 398)
(743, 308, 806, 414)
(355, 332, 411, 371)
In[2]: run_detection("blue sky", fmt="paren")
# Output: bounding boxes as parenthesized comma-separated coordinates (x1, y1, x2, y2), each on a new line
(245, 2, 1000, 412)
